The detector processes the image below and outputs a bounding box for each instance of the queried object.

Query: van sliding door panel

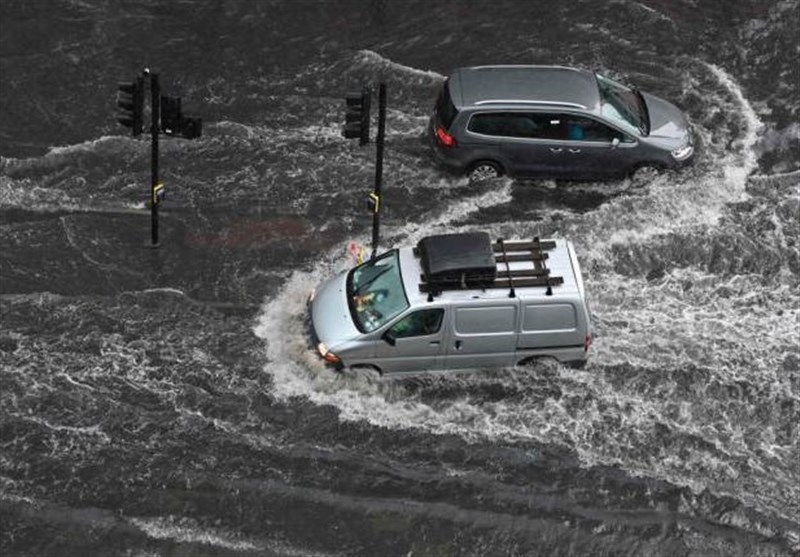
[518,303,583,349]
[446,305,518,370]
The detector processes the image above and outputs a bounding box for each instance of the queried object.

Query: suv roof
[448,65,601,113]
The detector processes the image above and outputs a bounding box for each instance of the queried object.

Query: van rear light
[435,126,457,148]
[585,333,593,352]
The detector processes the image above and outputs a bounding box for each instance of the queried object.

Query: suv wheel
[631,163,664,181]
[468,161,503,182]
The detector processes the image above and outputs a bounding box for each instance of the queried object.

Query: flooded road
[1,1,798,555]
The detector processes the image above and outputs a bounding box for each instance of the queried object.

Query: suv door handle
[454,340,462,350]
[549,147,563,153]
[568,148,581,153]
[429,341,440,346]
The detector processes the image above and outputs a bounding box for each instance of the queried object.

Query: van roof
[448,65,601,113]
[398,237,581,306]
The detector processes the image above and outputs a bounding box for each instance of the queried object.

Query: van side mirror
[382,329,397,346]
[611,137,620,149]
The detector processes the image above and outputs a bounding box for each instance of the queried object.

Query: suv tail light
[585,333,593,352]
[435,125,457,148]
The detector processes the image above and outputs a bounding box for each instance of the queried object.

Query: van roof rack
[415,233,563,298]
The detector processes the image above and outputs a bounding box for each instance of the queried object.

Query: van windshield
[347,250,409,333]
[596,73,649,136]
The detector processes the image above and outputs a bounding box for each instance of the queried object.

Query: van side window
[390,309,444,338]
[455,306,517,334]
[523,304,577,331]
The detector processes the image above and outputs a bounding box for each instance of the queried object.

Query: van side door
[445,304,518,371]
[517,302,584,351]
[372,307,447,373]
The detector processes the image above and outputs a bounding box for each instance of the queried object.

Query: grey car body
[428,65,694,180]
[309,233,592,375]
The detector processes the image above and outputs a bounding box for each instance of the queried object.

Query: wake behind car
[309,232,593,375]
[428,65,694,181]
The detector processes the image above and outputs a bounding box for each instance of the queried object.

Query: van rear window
[435,81,459,130]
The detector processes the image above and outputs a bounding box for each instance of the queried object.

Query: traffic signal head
[160,95,182,135]
[343,89,370,145]
[117,77,144,136]
[181,117,202,139]
[160,95,202,139]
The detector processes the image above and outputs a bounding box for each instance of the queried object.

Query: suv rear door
[468,112,563,177]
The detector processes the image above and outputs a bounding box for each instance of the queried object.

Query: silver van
[309,232,593,375]
[428,65,694,181]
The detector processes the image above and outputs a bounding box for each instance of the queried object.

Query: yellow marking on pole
[368,192,380,214]
[152,181,165,205]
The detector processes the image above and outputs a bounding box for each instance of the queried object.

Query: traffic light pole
[149,72,160,246]
[371,83,386,259]
[116,68,202,247]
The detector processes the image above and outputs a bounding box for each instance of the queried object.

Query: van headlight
[317,342,342,365]
[671,144,694,161]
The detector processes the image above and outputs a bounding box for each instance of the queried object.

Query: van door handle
[569,148,581,153]
[454,340,462,350]
[549,147,563,153]
[429,341,440,346]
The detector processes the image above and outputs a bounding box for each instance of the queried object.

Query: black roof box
[416,232,497,288]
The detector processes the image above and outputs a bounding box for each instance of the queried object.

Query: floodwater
[1,1,798,555]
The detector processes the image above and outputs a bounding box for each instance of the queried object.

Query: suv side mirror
[611,137,620,149]
[382,330,397,346]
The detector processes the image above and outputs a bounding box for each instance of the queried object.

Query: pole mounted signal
[160,95,203,139]
[114,69,204,247]
[117,77,144,136]
[343,88,371,145]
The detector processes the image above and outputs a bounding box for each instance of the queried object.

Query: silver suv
[428,65,694,181]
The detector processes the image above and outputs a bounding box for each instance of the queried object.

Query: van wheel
[468,161,503,182]
[349,365,383,382]
[517,357,560,373]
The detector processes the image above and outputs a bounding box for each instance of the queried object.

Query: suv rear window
[435,81,459,130]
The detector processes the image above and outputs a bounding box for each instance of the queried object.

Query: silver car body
[428,65,694,179]
[309,237,592,375]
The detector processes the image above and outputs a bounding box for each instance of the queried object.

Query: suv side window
[559,114,628,142]
[468,112,557,139]
[389,309,444,338]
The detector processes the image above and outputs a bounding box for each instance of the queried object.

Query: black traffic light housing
[160,95,203,139]
[117,77,144,136]
[343,88,371,145]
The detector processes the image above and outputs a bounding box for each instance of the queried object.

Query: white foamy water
[355,49,445,82]
[252,58,800,529]
[129,516,261,552]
